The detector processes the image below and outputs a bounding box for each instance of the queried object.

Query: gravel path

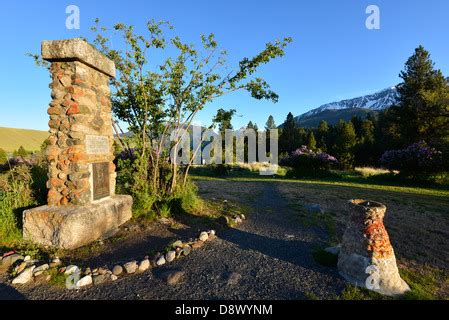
[0,181,345,300]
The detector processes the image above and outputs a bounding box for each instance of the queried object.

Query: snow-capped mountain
[301,87,399,118]
[292,86,400,127]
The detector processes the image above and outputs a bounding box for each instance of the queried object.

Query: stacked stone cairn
[337,199,410,296]
[22,39,132,249]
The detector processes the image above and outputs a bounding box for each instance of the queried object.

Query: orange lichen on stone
[364,220,393,259]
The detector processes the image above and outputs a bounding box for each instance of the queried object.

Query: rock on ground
[199,232,209,242]
[12,266,35,285]
[227,272,242,286]
[112,265,123,276]
[138,260,150,272]
[76,275,93,288]
[162,271,185,285]
[124,261,138,274]
[165,251,176,263]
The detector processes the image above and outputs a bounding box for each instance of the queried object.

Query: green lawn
[190,174,449,198]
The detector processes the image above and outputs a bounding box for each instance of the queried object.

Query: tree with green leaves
[87,19,291,202]
[14,146,28,159]
[383,46,449,148]
[213,108,237,135]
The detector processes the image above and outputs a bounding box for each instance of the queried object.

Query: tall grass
[0,163,45,245]
[0,180,35,244]
[355,167,391,178]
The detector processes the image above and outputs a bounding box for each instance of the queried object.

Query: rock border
[1,230,217,290]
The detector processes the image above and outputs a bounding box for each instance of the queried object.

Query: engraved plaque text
[86,135,109,155]
[92,162,110,200]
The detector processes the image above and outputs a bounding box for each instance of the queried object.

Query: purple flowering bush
[280,146,339,173]
[380,141,443,175]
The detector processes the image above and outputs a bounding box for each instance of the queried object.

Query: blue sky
[0,0,448,131]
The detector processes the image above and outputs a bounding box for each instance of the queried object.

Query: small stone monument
[23,39,133,249]
[337,199,410,296]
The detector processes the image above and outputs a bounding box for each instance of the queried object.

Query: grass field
[0,127,49,152]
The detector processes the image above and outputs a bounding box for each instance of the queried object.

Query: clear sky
[0,0,448,131]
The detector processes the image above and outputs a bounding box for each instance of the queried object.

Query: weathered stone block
[42,38,116,78]
[23,195,132,249]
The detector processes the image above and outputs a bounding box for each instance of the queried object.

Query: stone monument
[23,38,133,250]
[337,199,410,296]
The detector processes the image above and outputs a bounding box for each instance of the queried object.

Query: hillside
[0,127,49,153]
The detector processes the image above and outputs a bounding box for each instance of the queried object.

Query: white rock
[112,265,123,276]
[52,258,61,264]
[64,265,79,275]
[33,264,49,274]
[111,274,118,281]
[209,230,216,236]
[166,251,176,263]
[76,275,93,288]
[12,266,35,285]
[24,256,31,262]
[199,231,209,242]
[138,259,150,272]
[124,261,138,274]
[172,240,183,248]
[156,256,166,266]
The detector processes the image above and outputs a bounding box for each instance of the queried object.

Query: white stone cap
[42,38,116,78]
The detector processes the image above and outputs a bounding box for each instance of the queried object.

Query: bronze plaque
[92,162,110,200]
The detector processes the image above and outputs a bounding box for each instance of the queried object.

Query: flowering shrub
[380,141,443,175]
[280,146,339,172]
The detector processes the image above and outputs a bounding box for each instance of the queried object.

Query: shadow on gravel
[218,228,320,269]
[0,283,26,300]
[68,234,174,268]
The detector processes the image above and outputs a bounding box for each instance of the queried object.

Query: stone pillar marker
[337,199,410,296]
[23,38,133,250]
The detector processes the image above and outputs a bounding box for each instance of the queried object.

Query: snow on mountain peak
[300,87,400,118]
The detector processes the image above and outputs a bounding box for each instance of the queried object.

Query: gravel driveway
[0,180,345,300]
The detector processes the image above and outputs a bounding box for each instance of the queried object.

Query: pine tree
[297,127,307,146]
[279,112,298,153]
[265,115,276,130]
[317,120,329,151]
[264,115,276,157]
[306,131,317,150]
[385,46,449,147]
[354,119,376,165]
[332,120,356,169]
